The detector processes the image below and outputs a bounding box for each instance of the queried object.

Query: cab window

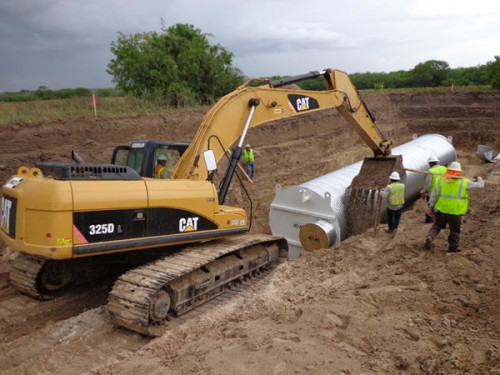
[154,148,181,179]
[126,148,145,174]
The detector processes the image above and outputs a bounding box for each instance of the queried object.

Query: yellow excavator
[0,69,396,335]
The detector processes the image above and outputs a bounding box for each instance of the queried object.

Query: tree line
[349,59,499,90]
[0,87,119,102]
[2,23,499,104]
[298,58,500,91]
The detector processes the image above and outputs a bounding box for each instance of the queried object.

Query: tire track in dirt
[0,306,148,375]
[0,275,144,374]
[0,269,274,374]
[0,280,112,343]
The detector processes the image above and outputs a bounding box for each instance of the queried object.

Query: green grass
[0,85,495,125]
[0,96,186,125]
[361,85,493,95]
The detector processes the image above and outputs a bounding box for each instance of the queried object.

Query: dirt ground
[0,92,499,374]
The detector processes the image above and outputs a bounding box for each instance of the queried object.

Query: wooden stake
[403,167,500,185]
[373,194,383,237]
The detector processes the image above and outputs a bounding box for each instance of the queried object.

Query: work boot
[424,236,434,250]
[448,247,461,253]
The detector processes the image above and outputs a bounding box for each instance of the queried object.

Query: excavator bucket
[345,155,403,237]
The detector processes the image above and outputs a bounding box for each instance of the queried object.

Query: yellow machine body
[1,175,246,260]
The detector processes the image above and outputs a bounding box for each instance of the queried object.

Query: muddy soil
[0,92,499,374]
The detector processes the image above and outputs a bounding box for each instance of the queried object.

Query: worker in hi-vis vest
[380,171,405,236]
[243,144,255,179]
[154,154,169,179]
[420,155,447,223]
[425,161,484,253]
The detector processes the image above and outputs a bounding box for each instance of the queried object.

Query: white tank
[269,134,456,259]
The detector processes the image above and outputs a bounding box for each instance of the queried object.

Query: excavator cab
[111,140,189,178]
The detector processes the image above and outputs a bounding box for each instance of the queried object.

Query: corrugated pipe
[269,134,456,259]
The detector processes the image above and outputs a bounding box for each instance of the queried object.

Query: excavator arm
[322,69,392,155]
[171,69,393,184]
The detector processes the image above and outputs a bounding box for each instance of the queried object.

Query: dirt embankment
[0,92,499,374]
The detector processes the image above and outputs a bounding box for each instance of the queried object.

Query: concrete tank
[269,134,456,259]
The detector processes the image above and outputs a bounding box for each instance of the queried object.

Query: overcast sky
[0,0,499,92]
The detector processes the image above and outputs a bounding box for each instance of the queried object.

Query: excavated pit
[0,92,499,374]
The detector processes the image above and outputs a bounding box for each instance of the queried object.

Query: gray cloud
[0,0,499,92]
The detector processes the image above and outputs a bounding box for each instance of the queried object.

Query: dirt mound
[0,92,499,374]
[345,155,404,236]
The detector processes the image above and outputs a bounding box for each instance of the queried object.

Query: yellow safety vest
[387,182,405,205]
[243,149,254,163]
[434,178,469,215]
[155,164,167,179]
[428,165,447,193]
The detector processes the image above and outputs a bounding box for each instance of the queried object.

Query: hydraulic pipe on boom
[219,99,260,204]
[270,71,322,87]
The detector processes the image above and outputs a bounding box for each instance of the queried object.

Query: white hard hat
[245,144,251,148]
[157,154,167,161]
[428,155,439,163]
[389,171,400,180]
[447,161,462,171]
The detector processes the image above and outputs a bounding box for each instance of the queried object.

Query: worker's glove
[473,176,483,182]
[420,192,426,200]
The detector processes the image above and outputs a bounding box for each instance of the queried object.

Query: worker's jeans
[424,196,434,223]
[427,211,462,251]
[387,208,402,232]
[245,162,255,178]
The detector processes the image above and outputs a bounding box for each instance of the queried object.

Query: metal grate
[36,162,141,180]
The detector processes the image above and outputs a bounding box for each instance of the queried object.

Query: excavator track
[9,253,118,300]
[9,254,46,298]
[152,265,275,334]
[108,234,288,336]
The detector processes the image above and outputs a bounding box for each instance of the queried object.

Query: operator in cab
[155,154,169,179]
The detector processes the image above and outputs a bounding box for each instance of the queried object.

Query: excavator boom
[172,69,392,182]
